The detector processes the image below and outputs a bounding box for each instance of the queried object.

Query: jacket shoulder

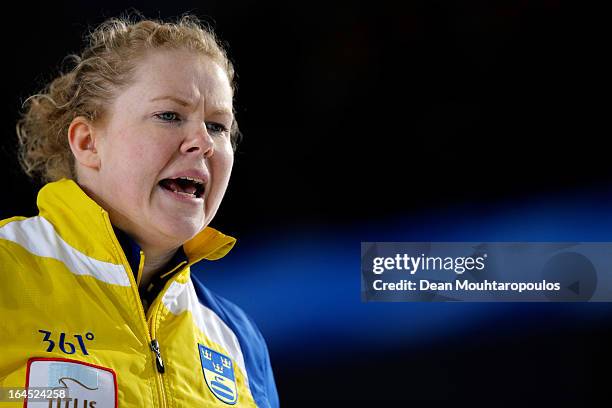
[0,216,29,254]
[190,272,266,351]
[0,216,28,229]
[190,273,279,408]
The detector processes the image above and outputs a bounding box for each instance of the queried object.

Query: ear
[68,116,101,170]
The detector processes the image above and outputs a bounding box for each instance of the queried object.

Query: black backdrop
[2,1,610,404]
[2,1,596,231]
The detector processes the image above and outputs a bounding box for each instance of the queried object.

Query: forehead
[126,48,233,110]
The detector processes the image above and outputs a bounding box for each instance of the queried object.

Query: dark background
[2,1,610,405]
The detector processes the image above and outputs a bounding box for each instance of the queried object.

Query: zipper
[146,260,193,403]
[103,211,168,408]
[146,262,194,405]
[150,339,165,373]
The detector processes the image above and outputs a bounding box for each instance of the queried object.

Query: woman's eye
[206,122,229,136]
[155,111,180,122]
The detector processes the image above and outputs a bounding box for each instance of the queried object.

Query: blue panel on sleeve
[191,274,279,408]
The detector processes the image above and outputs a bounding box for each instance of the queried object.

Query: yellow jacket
[0,179,278,407]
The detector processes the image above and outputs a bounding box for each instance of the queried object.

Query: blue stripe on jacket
[191,273,280,408]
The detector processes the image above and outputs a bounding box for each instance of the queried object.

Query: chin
[157,214,206,245]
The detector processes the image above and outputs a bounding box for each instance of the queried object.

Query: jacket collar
[37,179,236,266]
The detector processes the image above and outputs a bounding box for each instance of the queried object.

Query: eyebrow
[149,95,193,107]
[149,95,234,118]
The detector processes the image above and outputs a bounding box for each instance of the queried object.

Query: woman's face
[90,48,234,251]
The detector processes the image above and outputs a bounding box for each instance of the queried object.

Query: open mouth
[159,177,205,199]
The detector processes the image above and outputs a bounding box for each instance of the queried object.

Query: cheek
[207,146,233,202]
[102,140,174,198]
[211,145,234,184]
[118,138,174,173]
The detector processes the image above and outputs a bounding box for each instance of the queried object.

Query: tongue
[161,179,197,195]
[182,184,197,195]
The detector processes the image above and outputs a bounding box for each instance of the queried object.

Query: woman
[0,15,278,407]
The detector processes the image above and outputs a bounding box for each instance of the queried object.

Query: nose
[180,122,214,157]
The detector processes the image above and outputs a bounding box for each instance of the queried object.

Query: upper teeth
[177,176,204,185]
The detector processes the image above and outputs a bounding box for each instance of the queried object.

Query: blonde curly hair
[16,14,239,183]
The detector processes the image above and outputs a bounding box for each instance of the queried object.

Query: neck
[139,244,179,290]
